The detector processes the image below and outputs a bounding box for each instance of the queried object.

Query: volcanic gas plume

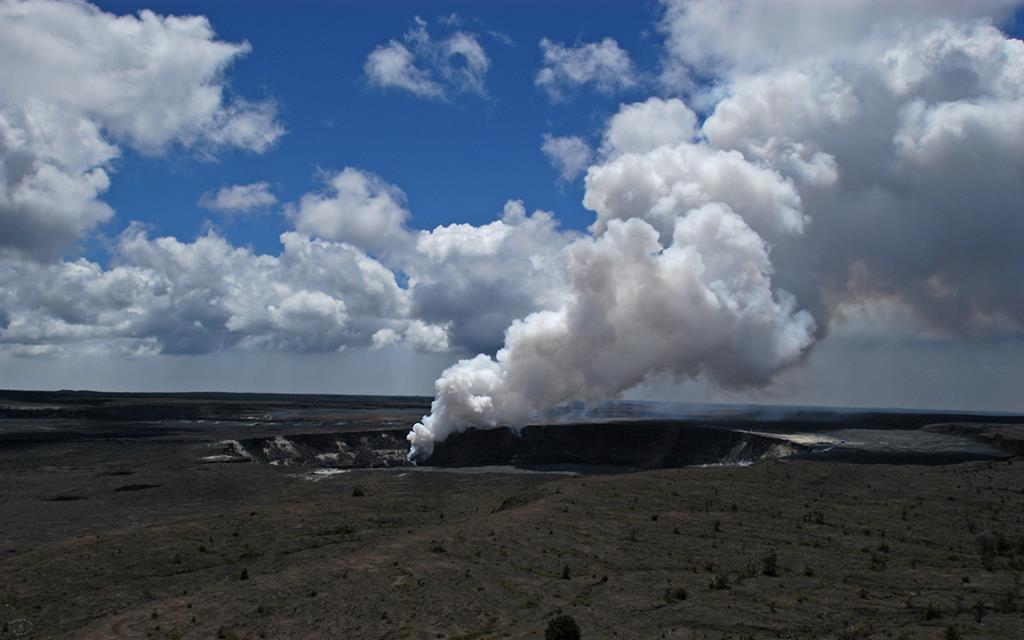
[409,0,1024,459]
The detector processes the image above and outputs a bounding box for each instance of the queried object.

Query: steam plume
[408,205,815,459]
[410,0,1024,458]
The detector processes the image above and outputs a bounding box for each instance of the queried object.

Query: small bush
[995,532,1012,555]
[351,486,365,497]
[545,614,580,640]
[803,510,825,525]
[835,624,868,640]
[869,552,887,571]
[761,549,779,577]
[665,586,688,602]
[944,625,963,640]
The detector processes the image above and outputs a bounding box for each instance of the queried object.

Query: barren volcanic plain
[2,391,1024,639]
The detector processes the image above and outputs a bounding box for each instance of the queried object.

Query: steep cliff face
[212,419,1017,470]
[228,431,411,468]
[217,422,801,469]
[420,421,801,468]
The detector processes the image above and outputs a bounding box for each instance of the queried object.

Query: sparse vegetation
[761,548,779,577]
[709,573,731,590]
[803,510,825,525]
[973,599,986,623]
[869,551,887,571]
[664,586,688,602]
[545,614,580,640]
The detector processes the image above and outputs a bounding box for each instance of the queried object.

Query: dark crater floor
[1,390,1021,472]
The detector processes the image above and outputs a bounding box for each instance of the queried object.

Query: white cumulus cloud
[364,17,490,100]
[535,37,636,101]
[289,168,412,255]
[540,134,593,182]
[407,200,576,355]
[0,0,284,259]
[199,182,277,215]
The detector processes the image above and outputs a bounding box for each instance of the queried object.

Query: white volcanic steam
[409,0,1024,458]
[407,205,815,458]
[407,141,819,456]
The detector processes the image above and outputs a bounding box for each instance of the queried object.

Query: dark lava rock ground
[1,392,1023,639]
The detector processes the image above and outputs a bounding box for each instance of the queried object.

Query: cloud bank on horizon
[1,0,1023,445]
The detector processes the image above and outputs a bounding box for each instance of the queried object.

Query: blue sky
[87,0,663,259]
[3,0,1024,413]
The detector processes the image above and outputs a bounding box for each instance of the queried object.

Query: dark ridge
[40,495,87,502]
[0,424,199,448]
[0,389,432,417]
[2,390,1019,426]
[112,484,162,492]
[923,423,1024,456]
[796,448,1007,466]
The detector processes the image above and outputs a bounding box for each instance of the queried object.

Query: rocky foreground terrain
[1,392,1023,639]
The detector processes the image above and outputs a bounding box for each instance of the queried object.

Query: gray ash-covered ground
[1,391,1023,639]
